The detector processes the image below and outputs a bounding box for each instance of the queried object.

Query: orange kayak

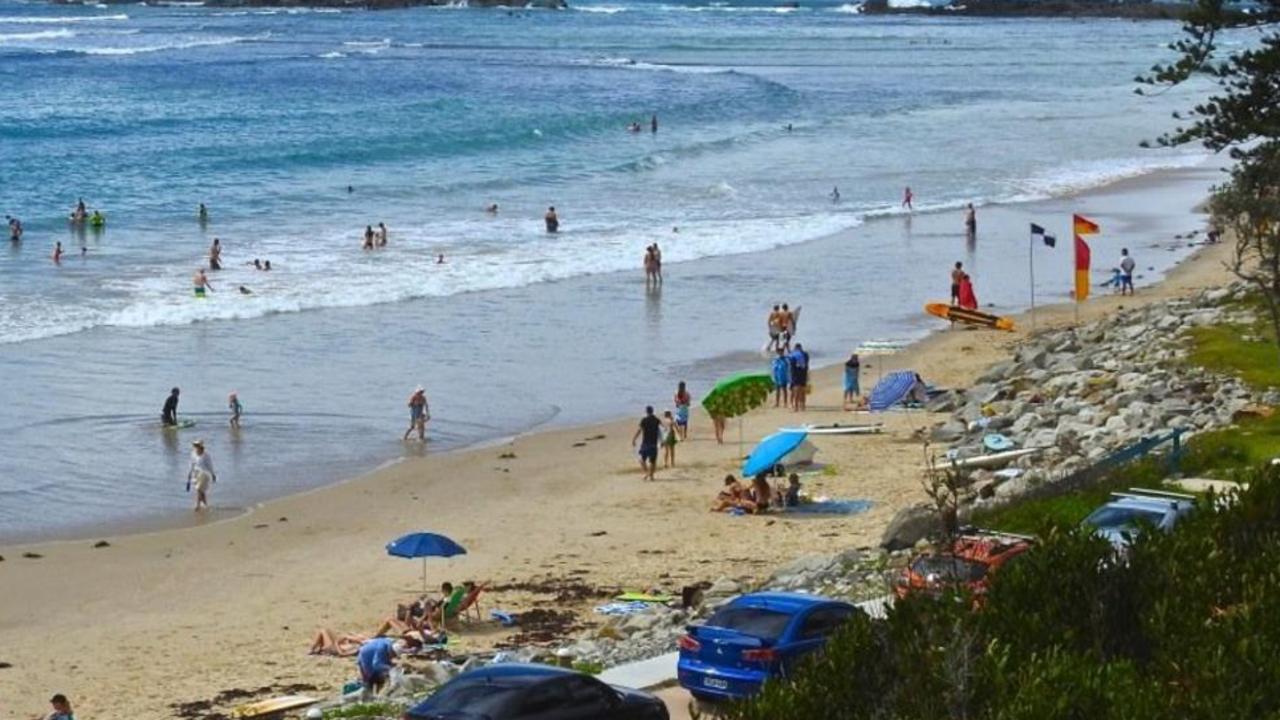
[925,302,1015,332]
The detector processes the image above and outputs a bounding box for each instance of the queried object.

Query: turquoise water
[0,1,1215,540]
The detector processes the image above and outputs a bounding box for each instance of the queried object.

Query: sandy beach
[0,171,1232,719]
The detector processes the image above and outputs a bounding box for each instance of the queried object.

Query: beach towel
[594,601,652,616]
[786,499,873,516]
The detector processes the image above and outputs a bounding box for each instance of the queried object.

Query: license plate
[703,677,729,690]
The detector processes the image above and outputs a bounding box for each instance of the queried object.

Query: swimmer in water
[544,206,559,234]
[485,203,499,214]
[199,203,209,222]
[347,185,354,194]
[263,260,272,271]
[193,268,213,298]
[436,254,446,264]
[238,285,252,295]
[377,222,388,247]
[52,241,64,263]
[251,259,262,270]
[902,186,913,211]
[831,186,840,202]
[209,238,222,270]
[363,225,375,250]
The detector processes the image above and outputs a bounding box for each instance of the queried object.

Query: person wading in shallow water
[187,439,216,511]
[404,387,429,442]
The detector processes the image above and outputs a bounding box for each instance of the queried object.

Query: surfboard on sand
[944,447,1043,470]
[230,695,319,719]
[780,423,884,435]
[925,302,1015,332]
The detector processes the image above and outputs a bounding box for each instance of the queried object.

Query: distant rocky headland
[861,0,1239,20]
[55,0,567,9]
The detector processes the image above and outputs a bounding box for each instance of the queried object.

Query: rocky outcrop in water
[860,0,1229,21]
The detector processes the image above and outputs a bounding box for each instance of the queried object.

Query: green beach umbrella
[702,372,775,455]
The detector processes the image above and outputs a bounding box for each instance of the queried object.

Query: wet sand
[0,169,1232,719]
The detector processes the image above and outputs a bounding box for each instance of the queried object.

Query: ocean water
[0,0,1217,541]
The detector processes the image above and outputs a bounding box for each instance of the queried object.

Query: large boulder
[880,504,939,551]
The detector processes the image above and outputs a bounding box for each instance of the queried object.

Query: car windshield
[703,607,793,640]
[1085,506,1165,530]
[424,681,521,713]
[911,555,988,583]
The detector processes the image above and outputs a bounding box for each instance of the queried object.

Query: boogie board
[230,695,318,719]
[163,419,197,431]
[925,303,1015,332]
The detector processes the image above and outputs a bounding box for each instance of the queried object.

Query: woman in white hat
[188,440,216,511]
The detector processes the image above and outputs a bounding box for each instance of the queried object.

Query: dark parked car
[403,663,668,720]
[676,591,861,701]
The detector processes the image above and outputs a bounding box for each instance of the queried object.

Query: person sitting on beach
[711,474,756,513]
[45,693,74,720]
[748,474,772,513]
[783,473,802,508]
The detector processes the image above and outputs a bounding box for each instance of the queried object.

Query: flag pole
[1072,217,1080,326]
[1029,226,1037,331]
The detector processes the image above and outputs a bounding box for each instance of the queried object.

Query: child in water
[228,392,243,428]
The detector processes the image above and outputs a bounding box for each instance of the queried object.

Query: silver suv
[1081,488,1196,549]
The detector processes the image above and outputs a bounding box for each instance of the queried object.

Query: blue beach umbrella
[742,430,808,478]
[387,532,467,594]
[869,370,918,412]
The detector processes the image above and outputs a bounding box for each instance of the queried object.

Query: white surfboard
[941,447,1044,470]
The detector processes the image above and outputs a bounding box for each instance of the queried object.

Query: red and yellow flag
[1073,214,1100,236]
[1073,214,1099,302]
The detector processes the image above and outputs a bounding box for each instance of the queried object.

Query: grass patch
[1185,323,1280,390]
[1179,413,1280,476]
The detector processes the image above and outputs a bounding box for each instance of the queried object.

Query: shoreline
[0,159,1220,547]
[0,163,1233,719]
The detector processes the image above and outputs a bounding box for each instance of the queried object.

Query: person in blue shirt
[357,637,401,694]
[46,693,74,720]
[771,349,790,408]
[789,344,810,411]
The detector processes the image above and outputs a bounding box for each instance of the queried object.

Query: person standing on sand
[45,693,74,720]
[674,381,692,440]
[187,439,216,511]
[209,238,222,270]
[789,343,810,412]
[843,352,861,409]
[1120,248,1136,296]
[772,348,790,408]
[711,413,727,445]
[950,261,964,305]
[632,405,661,481]
[902,186,913,211]
[404,387,429,442]
[661,410,678,468]
[964,203,976,238]
[193,268,213,298]
[544,206,559,234]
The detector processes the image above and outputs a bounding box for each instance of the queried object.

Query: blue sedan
[676,591,861,701]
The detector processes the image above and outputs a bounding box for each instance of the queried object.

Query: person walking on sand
[193,268,213,298]
[187,439,216,511]
[209,238,222,270]
[772,348,790,408]
[843,352,861,410]
[1120,248,1136,296]
[902,186,913,211]
[964,203,976,238]
[228,392,243,428]
[950,261,964,305]
[674,381,692,440]
[632,405,661,481]
[780,303,796,350]
[45,693,75,720]
[404,387,429,441]
[661,410,678,468]
[544,206,559,234]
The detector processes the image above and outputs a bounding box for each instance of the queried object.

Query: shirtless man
[544,206,559,234]
[950,261,964,305]
[193,268,214,298]
[377,222,388,247]
[6,215,21,242]
[651,242,662,283]
[767,305,783,351]
[643,246,656,285]
[209,238,222,270]
[779,303,794,350]
[363,225,376,250]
